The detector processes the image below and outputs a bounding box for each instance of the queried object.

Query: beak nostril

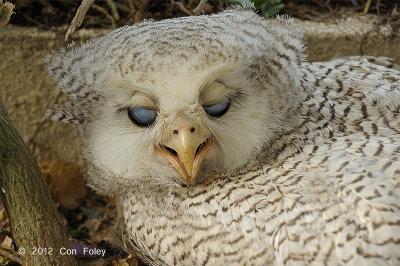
[190,127,195,133]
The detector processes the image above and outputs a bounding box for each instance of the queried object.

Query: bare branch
[114,2,131,13]
[65,0,95,41]
[363,0,372,14]
[0,102,77,265]
[171,0,194,16]
[92,4,116,28]
[106,0,120,20]
[0,248,23,265]
[193,0,208,15]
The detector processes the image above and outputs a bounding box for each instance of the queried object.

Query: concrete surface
[0,14,399,164]
[296,15,400,63]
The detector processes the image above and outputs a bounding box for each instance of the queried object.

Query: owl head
[45,7,307,195]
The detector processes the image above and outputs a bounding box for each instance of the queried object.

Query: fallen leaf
[0,1,14,30]
[112,254,138,266]
[39,160,87,210]
[0,236,12,250]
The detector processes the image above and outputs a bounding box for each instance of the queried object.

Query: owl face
[83,63,281,187]
[46,8,306,192]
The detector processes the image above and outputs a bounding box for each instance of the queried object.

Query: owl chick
[45,7,400,266]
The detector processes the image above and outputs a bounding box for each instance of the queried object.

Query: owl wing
[248,56,400,264]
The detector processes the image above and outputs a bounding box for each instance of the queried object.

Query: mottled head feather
[45,8,308,194]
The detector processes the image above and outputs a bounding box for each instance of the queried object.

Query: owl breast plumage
[45,7,400,266]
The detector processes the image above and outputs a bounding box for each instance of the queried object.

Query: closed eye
[127,107,157,127]
[203,99,230,117]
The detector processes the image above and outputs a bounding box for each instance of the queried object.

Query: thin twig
[19,12,41,26]
[92,4,116,28]
[126,0,134,10]
[171,0,194,16]
[193,0,208,15]
[363,0,372,14]
[106,0,120,20]
[65,0,95,41]
[114,2,131,13]
[0,248,24,265]
[392,3,398,16]
[376,0,381,15]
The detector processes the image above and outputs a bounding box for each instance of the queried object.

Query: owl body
[120,57,400,265]
[45,7,400,265]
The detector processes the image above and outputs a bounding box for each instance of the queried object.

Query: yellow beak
[155,126,213,185]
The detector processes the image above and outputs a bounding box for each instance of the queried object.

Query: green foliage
[0,255,11,265]
[0,248,19,265]
[68,229,90,240]
[230,0,284,17]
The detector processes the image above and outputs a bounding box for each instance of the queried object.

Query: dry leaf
[0,207,10,247]
[0,208,7,225]
[112,254,138,266]
[0,1,14,30]
[39,160,87,210]
[0,236,12,250]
